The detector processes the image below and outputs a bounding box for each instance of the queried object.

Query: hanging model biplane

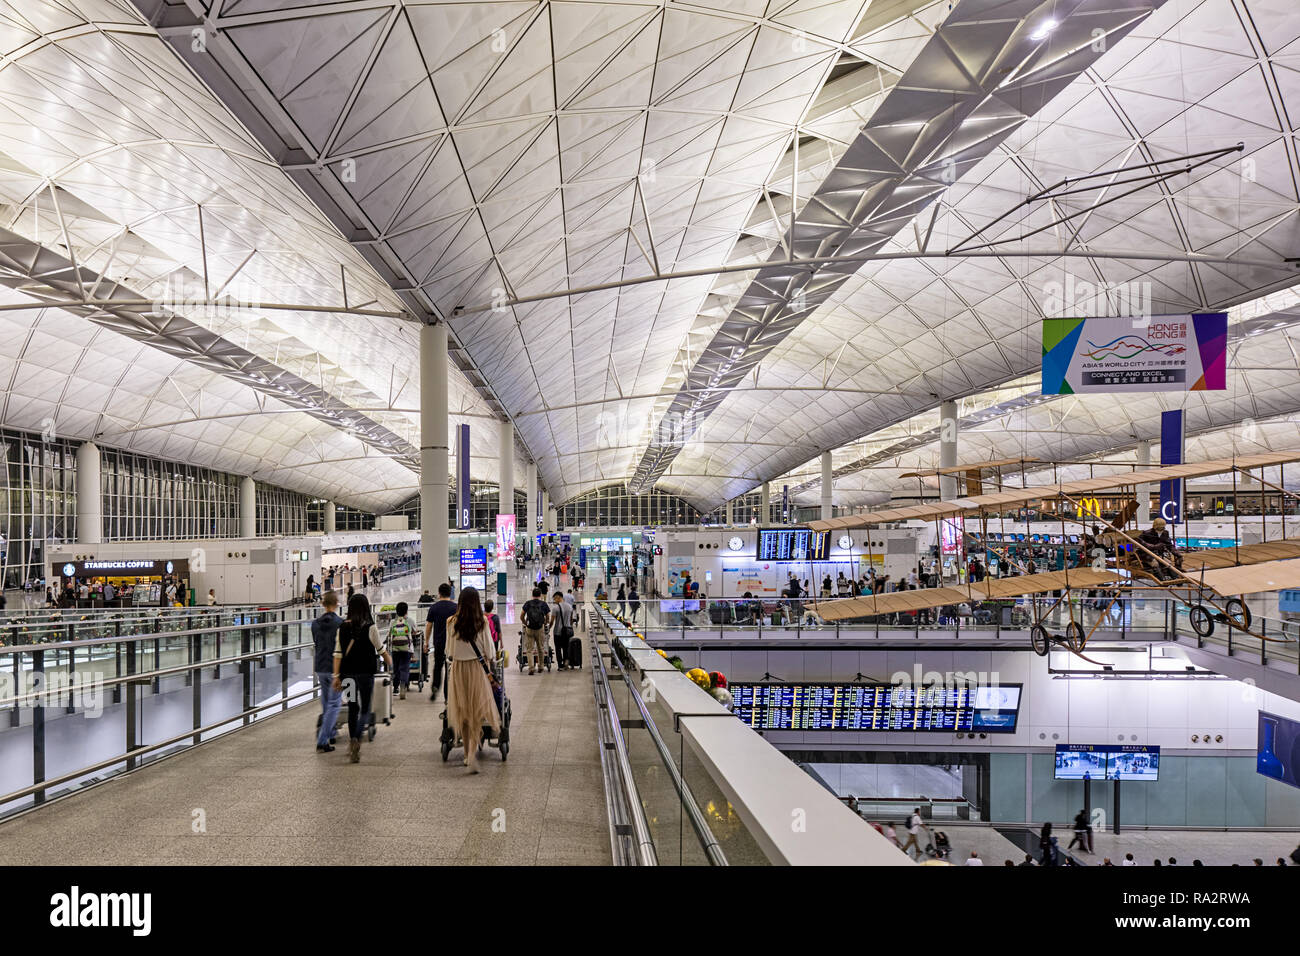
[807,451,1300,661]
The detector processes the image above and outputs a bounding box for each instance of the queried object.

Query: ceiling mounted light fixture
[1030,19,1058,40]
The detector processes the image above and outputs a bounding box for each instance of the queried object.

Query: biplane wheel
[1065,621,1086,653]
[1030,624,1050,656]
[1188,604,1215,638]
[1224,598,1251,630]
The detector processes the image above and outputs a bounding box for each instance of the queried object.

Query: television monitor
[1017,533,1026,542]
[1054,745,1108,780]
[1108,746,1159,781]
[1030,534,1040,543]
[972,685,1021,731]
[1069,534,1079,544]
[1257,712,1300,790]
[756,528,830,562]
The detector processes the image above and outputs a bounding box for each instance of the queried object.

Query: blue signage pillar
[456,424,471,529]
[1158,409,1184,524]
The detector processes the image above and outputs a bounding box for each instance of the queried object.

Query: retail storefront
[53,558,191,608]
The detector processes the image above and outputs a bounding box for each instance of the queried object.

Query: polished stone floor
[0,567,609,865]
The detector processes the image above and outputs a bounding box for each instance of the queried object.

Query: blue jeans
[316,671,341,747]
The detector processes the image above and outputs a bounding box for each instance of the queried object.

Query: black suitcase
[567,632,582,669]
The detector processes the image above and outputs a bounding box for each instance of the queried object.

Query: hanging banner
[495,513,516,561]
[1041,313,1227,394]
[1159,409,1184,524]
[456,424,471,529]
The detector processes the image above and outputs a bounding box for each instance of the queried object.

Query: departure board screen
[756,528,831,562]
[729,683,1021,733]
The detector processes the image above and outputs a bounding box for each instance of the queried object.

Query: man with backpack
[520,588,550,675]
[386,601,417,700]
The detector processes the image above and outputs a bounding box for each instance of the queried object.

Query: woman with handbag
[445,587,501,773]
[332,593,392,763]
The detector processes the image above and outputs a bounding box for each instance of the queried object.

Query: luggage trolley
[516,629,553,673]
[375,603,424,693]
[440,649,512,763]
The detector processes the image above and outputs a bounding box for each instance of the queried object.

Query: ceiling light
[1030,19,1058,40]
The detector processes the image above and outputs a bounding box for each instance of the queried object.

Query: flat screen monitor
[756,528,830,562]
[1016,533,1026,542]
[1069,534,1079,544]
[1054,745,1108,780]
[1257,712,1300,790]
[729,682,1020,733]
[1108,745,1159,781]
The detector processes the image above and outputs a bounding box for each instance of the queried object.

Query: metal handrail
[0,685,319,807]
[1,638,314,708]
[0,613,310,656]
[588,609,657,865]
[593,604,728,865]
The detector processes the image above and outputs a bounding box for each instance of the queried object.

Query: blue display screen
[1055,744,1159,780]
[756,528,830,562]
[729,683,1021,733]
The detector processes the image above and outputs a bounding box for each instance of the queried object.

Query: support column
[497,422,514,594]
[821,451,833,521]
[939,400,958,500]
[323,500,336,534]
[239,476,256,539]
[541,490,551,533]
[525,462,537,552]
[760,482,770,524]
[1135,441,1151,524]
[726,498,735,526]
[421,323,450,592]
[75,442,101,545]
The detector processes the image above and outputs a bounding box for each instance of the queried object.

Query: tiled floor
[0,627,610,865]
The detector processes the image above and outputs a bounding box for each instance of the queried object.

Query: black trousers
[341,672,374,741]
[428,641,446,696]
[553,630,570,667]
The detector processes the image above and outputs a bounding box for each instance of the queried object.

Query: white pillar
[821,450,833,521]
[76,441,101,545]
[1136,440,1151,523]
[324,500,336,534]
[541,490,551,533]
[939,400,958,500]
[760,482,770,524]
[726,498,735,525]
[421,322,450,592]
[526,462,538,547]
[497,422,514,521]
[239,475,256,538]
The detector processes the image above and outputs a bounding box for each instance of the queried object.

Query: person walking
[1068,808,1092,853]
[444,587,501,774]
[331,593,391,763]
[628,583,640,624]
[312,591,344,752]
[551,590,574,670]
[899,808,925,857]
[1039,822,1057,866]
[423,583,457,701]
[385,601,417,700]
[616,582,627,617]
[520,588,551,674]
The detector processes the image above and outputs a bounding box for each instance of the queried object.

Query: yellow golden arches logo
[1075,497,1102,518]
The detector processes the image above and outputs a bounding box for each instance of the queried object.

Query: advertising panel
[1041,313,1227,394]
[495,513,517,561]
[1257,711,1300,790]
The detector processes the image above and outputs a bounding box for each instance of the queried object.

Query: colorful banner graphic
[495,513,516,561]
[1041,313,1227,394]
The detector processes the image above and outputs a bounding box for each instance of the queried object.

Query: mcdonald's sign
[1076,497,1102,518]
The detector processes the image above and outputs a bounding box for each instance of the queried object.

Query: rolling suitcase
[566,632,582,669]
[372,672,394,725]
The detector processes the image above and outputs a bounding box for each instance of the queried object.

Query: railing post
[9,653,18,727]
[125,640,138,772]
[192,632,202,747]
[241,624,253,726]
[65,641,76,715]
[281,622,290,712]
[32,649,45,806]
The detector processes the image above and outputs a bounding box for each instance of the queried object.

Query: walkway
[0,564,610,865]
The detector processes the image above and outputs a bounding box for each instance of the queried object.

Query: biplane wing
[1194,558,1300,596]
[811,452,1300,533]
[1180,539,1300,571]
[813,569,1124,621]
[899,458,1041,479]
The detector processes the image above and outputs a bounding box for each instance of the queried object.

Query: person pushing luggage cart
[438,587,509,771]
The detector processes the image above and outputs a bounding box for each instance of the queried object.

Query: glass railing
[0,608,320,818]
[588,602,910,866]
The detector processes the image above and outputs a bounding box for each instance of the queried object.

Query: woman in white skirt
[445,587,500,773]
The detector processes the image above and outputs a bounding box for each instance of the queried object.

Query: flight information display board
[1055,744,1159,780]
[729,683,1021,733]
[756,528,830,562]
